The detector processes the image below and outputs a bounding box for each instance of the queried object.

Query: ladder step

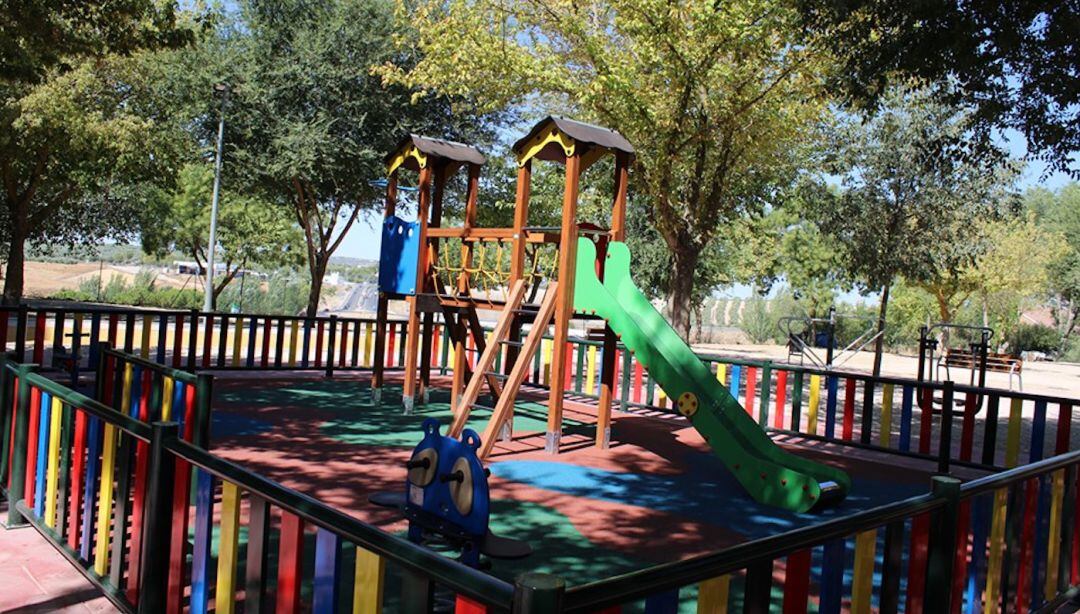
[499,339,524,347]
[484,371,509,380]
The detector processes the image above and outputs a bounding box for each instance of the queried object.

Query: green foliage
[811,85,1020,371]
[183,0,501,315]
[881,281,936,350]
[0,2,199,303]
[52,272,202,309]
[819,86,1020,293]
[798,0,1078,177]
[327,263,378,284]
[141,163,305,307]
[50,268,312,314]
[1028,184,1080,337]
[1006,324,1062,356]
[748,180,852,318]
[217,271,311,316]
[0,0,194,84]
[381,0,834,337]
[738,295,775,344]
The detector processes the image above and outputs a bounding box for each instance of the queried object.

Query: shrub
[739,296,775,344]
[1006,323,1061,356]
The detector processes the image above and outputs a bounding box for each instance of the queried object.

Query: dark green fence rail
[0,356,564,613]
[3,350,1078,612]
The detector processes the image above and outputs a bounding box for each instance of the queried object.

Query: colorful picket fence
[0,305,405,379]
[7,304,1079,486]
[0,357,550,613]
[560,452,1080,613]
[3,341,1080,611]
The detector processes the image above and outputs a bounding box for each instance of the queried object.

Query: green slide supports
[573,238,850,513]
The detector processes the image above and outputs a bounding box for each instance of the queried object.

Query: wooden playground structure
[371,117,634,456]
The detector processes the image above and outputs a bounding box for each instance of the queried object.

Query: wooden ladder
[476,282,559,459]
[448,279,528,437]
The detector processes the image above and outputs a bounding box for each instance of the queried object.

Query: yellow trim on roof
[516,127,575,166]
[386,144,428,175]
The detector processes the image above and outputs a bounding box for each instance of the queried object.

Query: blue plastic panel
[378,215,421,295]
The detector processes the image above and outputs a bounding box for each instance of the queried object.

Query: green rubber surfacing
[573,237,850,512]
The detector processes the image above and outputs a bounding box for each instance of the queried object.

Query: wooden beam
[545,153,582,453]
[478,283,559,459]
[596,151,630,447]
[463,306,504,400]
[420,164,448,402]
[402,165,434,410]
[449,280,527,437]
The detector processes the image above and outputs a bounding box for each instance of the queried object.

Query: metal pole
[203,84,230,313]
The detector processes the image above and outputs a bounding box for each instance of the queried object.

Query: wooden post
[402,165,433,414]
[450,163,481,406]
[371,173,397,405]
[420,164,451,405]
[546,153,581,454]
[595,151,629,449]
[505,162,532,377]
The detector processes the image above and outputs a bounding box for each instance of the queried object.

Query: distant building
[173,261,206,275]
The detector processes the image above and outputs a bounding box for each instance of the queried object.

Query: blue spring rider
[370,418,530,568]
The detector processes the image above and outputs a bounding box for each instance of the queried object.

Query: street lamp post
[203,83,230,313]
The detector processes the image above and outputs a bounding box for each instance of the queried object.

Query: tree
[378,0,833,338]
[0,2,194,304]
[0,0,192,84]
[797,0,1079,177]
[917,213,1064,335]
[748,180,852,319]
[1028,183,1080,337]
[815,86,1020,374]
[209,0,496,316]
[141,163,305,309]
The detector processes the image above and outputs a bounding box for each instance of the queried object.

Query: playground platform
[206,370,990,585]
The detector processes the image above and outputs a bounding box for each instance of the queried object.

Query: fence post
[137,422,179,614]
[924,475,961,614]
[6,365,31,527]
[194,373,213,449]
[400,569,434,613]
[187,309,199,371]
[0,354,10,490]
[512,572,565,613]
[15,305,27,362]
[619,348,632,413]
[938,381,954,475]
[94,343,110,404]
[326,315,338,379]
[758,362,772,426]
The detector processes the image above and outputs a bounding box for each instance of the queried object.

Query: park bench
[940,347,1023,391]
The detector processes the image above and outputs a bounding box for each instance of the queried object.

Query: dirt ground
[22,261,198,297]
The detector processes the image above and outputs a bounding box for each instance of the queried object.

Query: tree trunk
[306,254,327,317]
[667,246,699,341]
[2,219,27,306]
[871,282,890,377]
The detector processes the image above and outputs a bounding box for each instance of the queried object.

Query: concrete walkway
[0,521,117,613]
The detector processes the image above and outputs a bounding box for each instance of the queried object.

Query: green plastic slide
[573,238,850,512]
